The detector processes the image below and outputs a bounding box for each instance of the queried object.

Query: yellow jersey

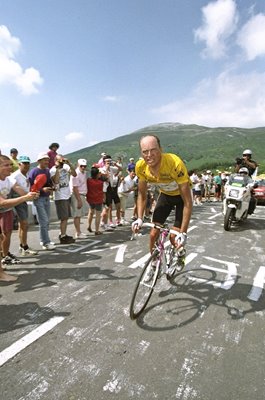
[135,153,190,196]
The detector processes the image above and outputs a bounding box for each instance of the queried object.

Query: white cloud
[0,25,43,95]
[194,0,238,59]
[151,71,265,128]
[237,13,265,61]
[65,131,84,142]
[101,95,120,102]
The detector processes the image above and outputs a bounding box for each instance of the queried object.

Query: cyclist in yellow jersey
[132,135,193,272]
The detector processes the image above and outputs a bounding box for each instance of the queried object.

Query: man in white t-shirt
[69,158,88,239]
[50,154,77,243]
[118,170,137,224]
[0,155,39,279]
[12,155,39,255]
[100,155,122,227]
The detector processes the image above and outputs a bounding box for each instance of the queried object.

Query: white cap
[243,149,252,155]
[37,152,49,161]
[101,152,106,157]
[239,167,249,174]
[206,170,211,174]
[78,158,87,166]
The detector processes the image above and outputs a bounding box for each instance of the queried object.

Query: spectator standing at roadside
[86,167,104,235]
[0,155,39,270]
[29,152,55,250]
[11,155,39,256]
[103,155,122,227]
[97,152,107,168]
[193,174,203,205]
[204,170,213,202]
[47,143,60,169]
[127,157,135,174]
[116,156,123,177]
[190,170,199,205]
[118,170,137,224]
[70,159,88,239]
[213,172,222,201]
[50,154,76,244]
[9,148,19,172]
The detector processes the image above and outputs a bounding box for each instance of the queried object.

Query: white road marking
[248,266,265,301]
[114,244,127,263]
[187,225,198,232]
[128,253,150,269]
[208,212,222,220]
[0,316,65,367]
[187,257,238,290]
[60,240,101,253]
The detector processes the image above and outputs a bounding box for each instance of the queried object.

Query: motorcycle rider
[235,149,258,177]
[238,167,257,214]
[235,150,258,214]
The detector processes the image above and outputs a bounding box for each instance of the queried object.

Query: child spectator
[86,167,104,235]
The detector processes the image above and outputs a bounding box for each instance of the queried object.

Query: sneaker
[60,235,75,244]
[109,222,116,228]
[7,252,22,264]
[74,232,88,239]
[176,248,186,272]
[167,264,176,278]
[116,220,123,226]
[42,243,56,250]
[20,247,39,256]
[103,224,114,232]
[144,265,155,283]
[40,241,55,246]
[2,255,18,265]
[131,216,137,221]
[144,258,158,283]
[120,219,130,225]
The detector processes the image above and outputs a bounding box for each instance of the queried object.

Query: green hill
[65,123,265,173]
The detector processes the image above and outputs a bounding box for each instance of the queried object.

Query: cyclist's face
[140,136,162,168]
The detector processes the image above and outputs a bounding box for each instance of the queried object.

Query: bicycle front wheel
[129,250,160,320]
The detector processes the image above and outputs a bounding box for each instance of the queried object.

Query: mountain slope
[66,123,265,172]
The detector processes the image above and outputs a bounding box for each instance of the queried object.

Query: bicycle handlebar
[142,222,179,236]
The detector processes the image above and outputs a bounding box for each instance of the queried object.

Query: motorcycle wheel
[224,207,235,231]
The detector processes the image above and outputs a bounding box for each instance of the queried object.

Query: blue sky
[1,0,265,161]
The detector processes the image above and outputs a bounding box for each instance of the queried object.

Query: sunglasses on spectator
[80,165,86,168]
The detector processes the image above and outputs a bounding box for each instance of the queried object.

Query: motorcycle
[222,174,255,231]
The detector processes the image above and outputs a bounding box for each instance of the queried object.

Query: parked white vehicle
[222,171,255,231]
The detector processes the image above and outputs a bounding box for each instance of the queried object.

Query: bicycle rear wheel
[129,250,160,320]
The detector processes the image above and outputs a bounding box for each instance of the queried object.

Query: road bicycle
[129,222,186,320]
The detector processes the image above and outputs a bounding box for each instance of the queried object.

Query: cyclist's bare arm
[134,180,148,226]
[179,181,193,233]
[169,181,193,249]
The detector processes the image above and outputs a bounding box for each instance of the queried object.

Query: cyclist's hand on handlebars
[131,218,143,232]
[175,232,187,249]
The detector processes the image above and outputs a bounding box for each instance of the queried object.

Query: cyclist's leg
[171,196,186,271]
[151,193,173,253]
[169,195,184,245]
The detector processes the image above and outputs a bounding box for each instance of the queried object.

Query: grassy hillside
[65,123,265,173]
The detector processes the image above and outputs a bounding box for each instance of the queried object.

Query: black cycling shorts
[106,186,120,207]
[152,192,184,228]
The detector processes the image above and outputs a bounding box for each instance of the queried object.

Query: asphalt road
[1,202,265,400]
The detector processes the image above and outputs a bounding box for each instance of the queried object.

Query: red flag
[31,174,47,192]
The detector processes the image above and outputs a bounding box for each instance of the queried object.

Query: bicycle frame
[129,222,180,319]
[143,222,178,275]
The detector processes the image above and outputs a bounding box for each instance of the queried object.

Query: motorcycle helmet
[243,149,252,156]
[239,167,249,174]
